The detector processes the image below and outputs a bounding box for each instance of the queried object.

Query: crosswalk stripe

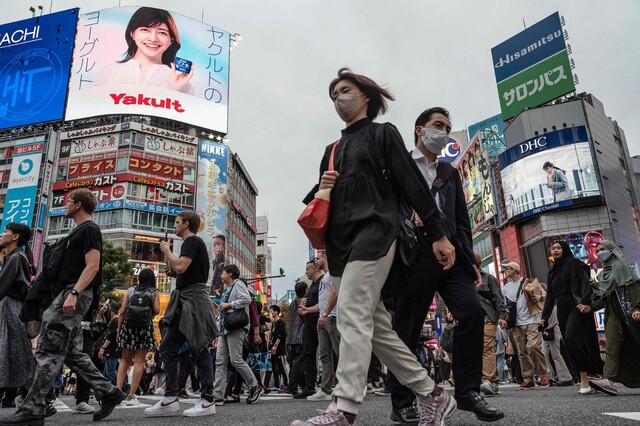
[604,413,640,421]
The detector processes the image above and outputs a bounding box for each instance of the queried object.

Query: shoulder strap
[328,140,340,171]
[516,278,525,300]
[430,162,453,197]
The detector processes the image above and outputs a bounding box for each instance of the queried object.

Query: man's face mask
[420,127,448,154]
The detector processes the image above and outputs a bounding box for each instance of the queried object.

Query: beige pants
[332,241,434,415]
[512,323,548,381]
[482,322,498,383]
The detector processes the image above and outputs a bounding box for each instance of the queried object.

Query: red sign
[112,184,126,199]
[68,158,116,178]
[53,173,193,193]
[267,283,272,298]
[129,156,184,180]
[14,143,44,155]
[52,183,125,207]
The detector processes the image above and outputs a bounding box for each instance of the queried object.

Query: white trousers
[332,241,434,415]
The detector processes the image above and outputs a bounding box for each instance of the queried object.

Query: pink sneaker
[415,386,456,426]
[291,402,351,426]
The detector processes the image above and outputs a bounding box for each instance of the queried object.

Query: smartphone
[174,57,192,74]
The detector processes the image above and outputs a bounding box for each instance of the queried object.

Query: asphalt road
[2,383,639,425]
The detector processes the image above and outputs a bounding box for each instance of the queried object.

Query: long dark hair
[138,268,156,288]
[329,68,395,120]
[121,7,181,66]
[5,222,34,270]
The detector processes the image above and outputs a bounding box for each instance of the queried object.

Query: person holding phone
[94,7,194,94]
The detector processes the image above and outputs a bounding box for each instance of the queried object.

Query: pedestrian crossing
[604,412,640,421]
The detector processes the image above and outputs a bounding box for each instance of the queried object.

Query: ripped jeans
[20,288,117,415]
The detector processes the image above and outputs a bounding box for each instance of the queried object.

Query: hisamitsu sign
[491,12,575,120]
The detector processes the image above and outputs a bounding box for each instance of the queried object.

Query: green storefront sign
[497,51,575,120]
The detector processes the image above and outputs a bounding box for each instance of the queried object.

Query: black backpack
[125,286,155,327]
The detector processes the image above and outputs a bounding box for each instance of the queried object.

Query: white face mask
[596,250,612,262]
[420,127,448,154]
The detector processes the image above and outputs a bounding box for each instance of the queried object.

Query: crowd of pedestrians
[0,68,638,426]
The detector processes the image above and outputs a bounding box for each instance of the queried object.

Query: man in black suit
[387,107,504,424]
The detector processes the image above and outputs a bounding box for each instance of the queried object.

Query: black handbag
[614,286,635,326]
[225,308,249,331]
[541,327,555,341]
[224,281,249,331]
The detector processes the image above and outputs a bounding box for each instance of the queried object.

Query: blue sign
[498,125,588,167]
[435,314,442,336]
[491,12,566,83]
[49,199,185,217]
[0,9,78,130]
[437,137,463,163]
[37,202,46,229]
[468,114,506,144]
[2,186,37,228]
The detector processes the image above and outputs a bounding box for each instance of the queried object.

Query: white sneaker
[74,401,96,414]
[154,387,165,396]
[307,389,332,401]
[125,396,140,406]
[579,387,596,394]
[88,395,98,405]
[144,397,181,417]
[182,398,216,417]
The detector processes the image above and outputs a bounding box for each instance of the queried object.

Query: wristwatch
[70,289,80,297]
[321,312,328,318]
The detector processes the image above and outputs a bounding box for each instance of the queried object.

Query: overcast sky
[3,0,639,299]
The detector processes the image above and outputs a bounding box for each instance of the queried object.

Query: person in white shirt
[501,261,550,390]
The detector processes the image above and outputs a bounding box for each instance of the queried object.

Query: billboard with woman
[66,6,230,132]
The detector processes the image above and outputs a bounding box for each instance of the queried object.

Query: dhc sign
[499,125,588,168]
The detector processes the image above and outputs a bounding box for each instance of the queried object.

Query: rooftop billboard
[498,126,601,220]
[66,6,230,132]
[0,9,78,130]
[491,12,575,120]
[467,114,506,158]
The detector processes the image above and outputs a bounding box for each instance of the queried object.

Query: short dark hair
[294,281,308,298]
[177,211,200,233]
[329,68,395,120]
[5,222,34,269]
[413,107,451,146]
[270,304,281,313]
[223,264,240,279]
[69,188,98,214]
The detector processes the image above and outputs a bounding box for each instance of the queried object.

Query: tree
[101,240,132,304]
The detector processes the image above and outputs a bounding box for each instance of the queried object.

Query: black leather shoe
[455,390,505,422]
[293,388,315,399]
[93,389,126,421]
[0,409,45,425]
[389,406,419,425]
